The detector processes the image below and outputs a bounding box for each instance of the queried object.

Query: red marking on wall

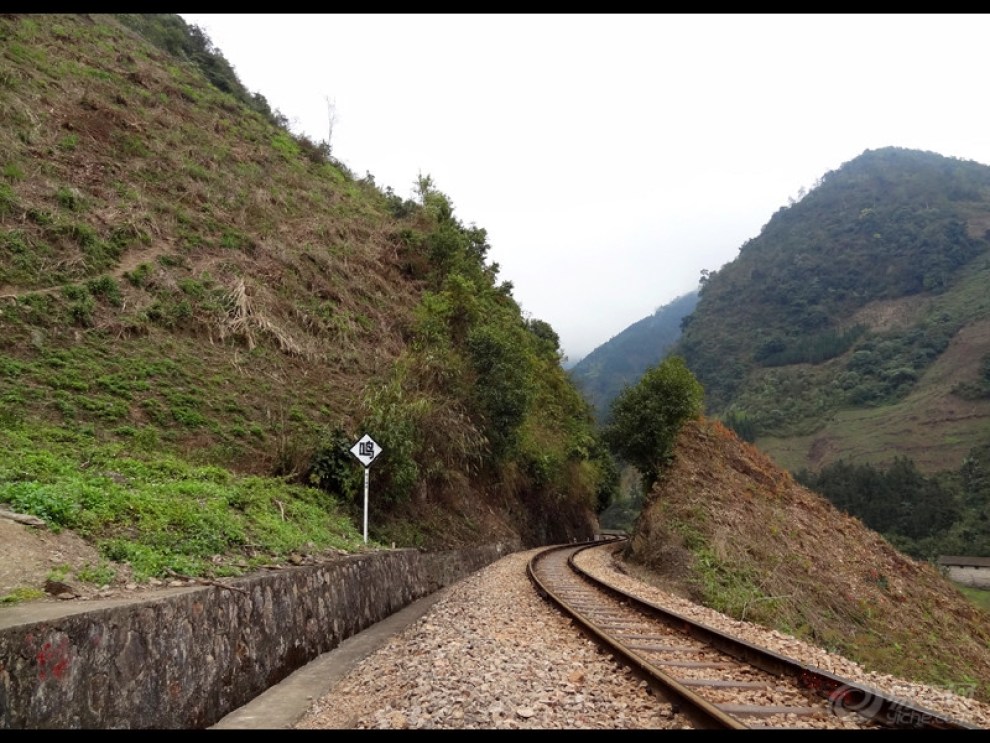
[37,642,50,681]
[36,636,71,681]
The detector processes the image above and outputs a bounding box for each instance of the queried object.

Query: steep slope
[0,13,417,472]
[625,418,990,702]
[0,12,606,593]
[569,290,698,422]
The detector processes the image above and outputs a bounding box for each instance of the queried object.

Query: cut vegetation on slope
[626,418,990,703]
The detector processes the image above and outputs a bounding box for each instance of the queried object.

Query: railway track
[528,539,982,730]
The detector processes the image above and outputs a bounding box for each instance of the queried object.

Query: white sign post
[349,433,382,544]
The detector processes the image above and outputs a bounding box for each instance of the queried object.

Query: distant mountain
[569,290,699,422]
[669,146,990,477]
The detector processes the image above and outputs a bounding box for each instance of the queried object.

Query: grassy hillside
[0,13,609,596]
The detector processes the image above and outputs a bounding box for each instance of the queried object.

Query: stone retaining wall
[0,541,520,728]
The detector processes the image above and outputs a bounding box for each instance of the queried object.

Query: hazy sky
[181,13,990,363]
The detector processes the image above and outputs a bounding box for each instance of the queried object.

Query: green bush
[359,379,420,503]
[124,262,152,287]
[56,186,84,211]
[602,356,704,487]
[86,275,122,306]
[466,324,533,459]
[61,283,95,326]
[0,183,17,216]
[307,426,362,502]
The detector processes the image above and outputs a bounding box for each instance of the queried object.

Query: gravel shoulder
[295,546,687,729]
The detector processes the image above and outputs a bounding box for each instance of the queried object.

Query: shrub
[466,324,532,459]
[86,275,122,306]
[0,183,17,216]
[56,186,84,211]
[307,426,362,502]
[124,262,152,287]
[61,284,95,326]
[602,356,704,487]
[359,380,420,503]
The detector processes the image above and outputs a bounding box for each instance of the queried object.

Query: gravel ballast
[294,545,990,729]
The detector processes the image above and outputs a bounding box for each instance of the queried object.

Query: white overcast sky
[181,13,990,364]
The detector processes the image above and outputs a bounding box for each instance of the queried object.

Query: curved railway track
[527,539,981,730]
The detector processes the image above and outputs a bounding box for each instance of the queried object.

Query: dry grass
[0,13,425,475]
[627,418,990,702]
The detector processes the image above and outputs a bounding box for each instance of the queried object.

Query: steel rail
[528,539,981,730]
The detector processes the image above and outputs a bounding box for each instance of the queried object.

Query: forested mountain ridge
[0,13,610,590]
[569,290,698,422]
[672,146,990,477]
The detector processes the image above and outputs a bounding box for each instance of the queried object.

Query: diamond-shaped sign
[350,434,382,468]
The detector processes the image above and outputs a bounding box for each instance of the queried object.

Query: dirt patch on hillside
[843,295,930,333]
[0,241,172,304]
[0,516,129,600]
[0,509,354,605]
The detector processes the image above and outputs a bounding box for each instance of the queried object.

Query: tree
[601,356,704,488]
[415,172,454,223]
[526,318,561,358]
[466,324,532,459]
